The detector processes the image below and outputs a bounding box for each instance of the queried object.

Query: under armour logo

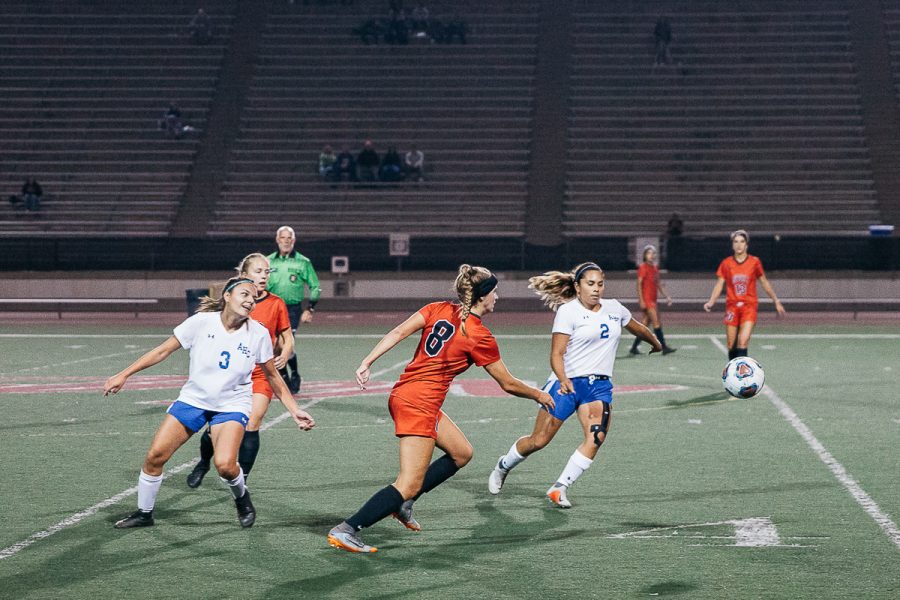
[207,334,215,339]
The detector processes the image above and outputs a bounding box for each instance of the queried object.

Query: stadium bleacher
[0,2,232,237]
[209,0,538,238]
[565,0,883,237]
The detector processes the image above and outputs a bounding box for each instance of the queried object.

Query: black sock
[346,485,404,531]
[630,336,640,351]
[287,355,298,374]
[413,454,461,501]
[238,430,260,477]
[734,347,748,357]
[728,348,737,360]
[198,428,213,466]
[653,327,666,346]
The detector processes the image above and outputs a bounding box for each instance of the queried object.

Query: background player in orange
[629,244,676,355]
[704,230,786,360]
[186,253,296,487]
[327,264,555,553]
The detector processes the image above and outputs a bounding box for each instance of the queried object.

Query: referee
[267,225,321,393]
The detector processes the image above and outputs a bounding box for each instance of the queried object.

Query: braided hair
[528,262,603,311]
[454,263,494,336]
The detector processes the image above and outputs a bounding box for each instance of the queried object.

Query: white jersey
[173,312,274,414]
[550,298,632,379]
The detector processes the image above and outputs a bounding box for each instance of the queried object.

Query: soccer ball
[722,357,765,399]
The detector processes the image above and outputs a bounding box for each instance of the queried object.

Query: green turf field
[1,322,898,599]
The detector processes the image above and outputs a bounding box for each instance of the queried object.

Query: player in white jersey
[103,277,315,529]
[488,262,662,507]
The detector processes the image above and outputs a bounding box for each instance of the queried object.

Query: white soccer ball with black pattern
[722,356,765,399]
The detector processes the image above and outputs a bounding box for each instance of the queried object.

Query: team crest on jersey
[733,274,749,296]
[290,274,298,283]
[608,315,621,322]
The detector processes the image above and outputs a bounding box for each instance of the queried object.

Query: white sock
[555,450,593,488]
[137,470,163,512]
[221,467,247,499]
[498,437,529,471]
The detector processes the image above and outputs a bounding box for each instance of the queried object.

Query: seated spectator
[318,145,337,179]
[654,16,673,66]
[404,145,425,181]
[411,3,430,38]
[353,18,385,44]
[333,146,358,183]
[384,10,409,45]
[189,9,213,44]
[442,15,467,44]
[379,147,404,182]
[21,177,42,211]
[161,102,193,139]
[357,140,380,182]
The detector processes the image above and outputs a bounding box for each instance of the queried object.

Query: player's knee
[213,457,239,479]
[452,444,474,467]
[588,425,607,447]
[143,448,168,470]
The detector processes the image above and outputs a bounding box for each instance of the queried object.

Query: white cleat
[546,484,572,508]
[488,456,509,495]
[327,523,378,553]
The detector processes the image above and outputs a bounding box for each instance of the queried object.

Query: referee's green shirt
[266,251,321,306]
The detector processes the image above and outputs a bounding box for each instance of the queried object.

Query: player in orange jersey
[327,264,555,553]
[186,253,296,488]
[704,230,786,360]
[629,244,676,355]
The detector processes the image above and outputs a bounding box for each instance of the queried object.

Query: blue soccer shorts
[166,400,249,433]
[543,375,613,422]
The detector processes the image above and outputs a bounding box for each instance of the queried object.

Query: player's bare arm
[625,319,663,353]
[550,332,573,394]
[483,359,555,411]
[261,359,315,430]
[104,336,182,395]
[356,311,427,387]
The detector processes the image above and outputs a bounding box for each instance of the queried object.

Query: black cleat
[186,461,210,488]
[662,346,677,355]
[288,372,301,394]
[235,490,256,528]
[114,509,154,529]
[628,347,641,356]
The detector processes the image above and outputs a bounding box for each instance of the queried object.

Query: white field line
[0,360,410,561]
[3,347,150,376]
[708,335,900,550]
[0,333,899,340]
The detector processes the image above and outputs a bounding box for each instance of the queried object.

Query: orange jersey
[251,292,291,345]
[392,301,502,409]
[638,262,659,303]
[249,292,291,393]
[716,255,764,305]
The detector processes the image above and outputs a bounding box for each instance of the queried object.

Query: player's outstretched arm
[625,319,663,353]
[483,359,555,411]
[355,311,426,388]
[704,277,725,312]
[103,336,182,396]
[262,359,315,430]
[758,275,786,318]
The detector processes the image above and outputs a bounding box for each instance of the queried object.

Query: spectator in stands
[357,140,381,182]
[442,14,467,44]
[384,9,409,45]
[379,146,404,182]
[354,18,385,44]
[333,146,358,183]
[404,145,425,181]
[162,102,185,139]
[189,9,213,44]
[318,145,337,180]
[411,3,430,38]
[653,16,673,66]
[21,177,42,211]
[666,213,684,238]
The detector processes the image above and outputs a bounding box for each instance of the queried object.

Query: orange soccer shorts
[723,301,758,327]
[251,367,274,399]
[388,392,445,439]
